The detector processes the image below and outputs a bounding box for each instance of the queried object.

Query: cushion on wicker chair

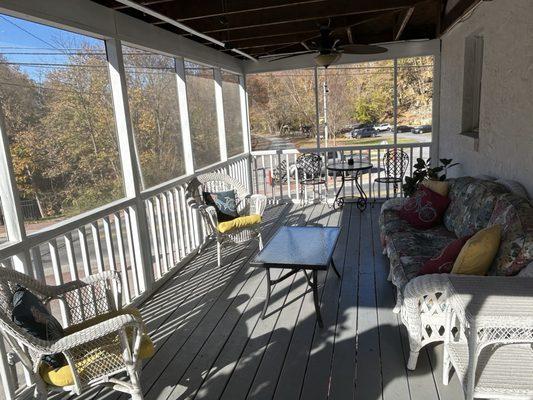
[217,214,261,233]
[39,308,154,387]
[11,286,66,368]
[203,190,239,222]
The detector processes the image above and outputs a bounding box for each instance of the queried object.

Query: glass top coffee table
[251,226,341,327]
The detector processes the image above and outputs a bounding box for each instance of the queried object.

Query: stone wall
[439,0,533,197]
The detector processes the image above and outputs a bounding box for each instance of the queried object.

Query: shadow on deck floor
[68,202,464,400]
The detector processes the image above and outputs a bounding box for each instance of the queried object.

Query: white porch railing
[0,153,250,400]
[0,142,429,398]
[251,142,431,203]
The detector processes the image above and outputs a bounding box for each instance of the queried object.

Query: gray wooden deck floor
[80,202,464,400]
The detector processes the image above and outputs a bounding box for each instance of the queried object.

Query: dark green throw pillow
[11,286,66,368]
[203,190,239,222]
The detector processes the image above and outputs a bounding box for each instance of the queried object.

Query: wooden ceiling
[92,0,482,60]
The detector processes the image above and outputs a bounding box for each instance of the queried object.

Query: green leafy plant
[403,158,459,197]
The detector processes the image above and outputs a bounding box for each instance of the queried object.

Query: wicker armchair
[0,268,148,399]
[187,172,267,267]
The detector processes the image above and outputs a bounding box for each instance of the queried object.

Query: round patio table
[327,161,373,211]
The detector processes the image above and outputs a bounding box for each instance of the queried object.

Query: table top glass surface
[327,161,373,172]
[253,226,340,268]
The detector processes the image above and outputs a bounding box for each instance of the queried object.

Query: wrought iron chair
[296,153,328,203]
[187,173,267,267]
[373,149,409,199]
[271,160,288,187]
[0,268,150,399]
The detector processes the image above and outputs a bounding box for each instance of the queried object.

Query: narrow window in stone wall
[461,34,484,138]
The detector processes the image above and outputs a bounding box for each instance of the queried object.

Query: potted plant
[403,158,459,197]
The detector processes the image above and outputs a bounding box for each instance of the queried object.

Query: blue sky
[0,13,104,81]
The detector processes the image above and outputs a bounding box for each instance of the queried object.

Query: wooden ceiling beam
[191,12,387,44]
[394,7,415,40]
[137,0,326,21]
[151,0,424,34]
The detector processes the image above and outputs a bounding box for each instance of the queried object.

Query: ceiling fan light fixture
[314,52,341,68]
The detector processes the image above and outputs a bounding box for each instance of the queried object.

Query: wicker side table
[443,276,533,400]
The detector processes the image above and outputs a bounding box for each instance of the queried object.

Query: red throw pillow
[399,186,450,229]
[418,235,472,275]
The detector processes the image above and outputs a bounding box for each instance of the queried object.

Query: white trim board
[243,39,441,74]
[0,0,245,74]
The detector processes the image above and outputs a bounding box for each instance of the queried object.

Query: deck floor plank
[221,204,330,400]
[370,205,412,400]
[69,202,465,400]
[300,204,354,400]
[182,204,323,400]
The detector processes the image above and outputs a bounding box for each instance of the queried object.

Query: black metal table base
[261,260,341,328]
[332,172,368,211]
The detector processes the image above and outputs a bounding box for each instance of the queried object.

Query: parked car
[396,125,413,133]
[352,127,377,138]
[411,125,432,134]
[374,123,392,132]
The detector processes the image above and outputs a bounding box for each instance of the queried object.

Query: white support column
[0,108,31,275]
[431,50,441,165]
[106,38,153,292]
[239,74,253,193]
[392,58,398,148]
[239,75,251,154]
[214,68,228,162]
[175,57,195,174]
[314,67,320,149]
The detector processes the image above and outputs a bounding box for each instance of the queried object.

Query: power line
[0,16,61,51]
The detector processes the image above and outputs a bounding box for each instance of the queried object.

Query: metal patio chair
[373,149,410,199]
[0,268,149,399]
[296,153,328,203]
[187,173,267,267]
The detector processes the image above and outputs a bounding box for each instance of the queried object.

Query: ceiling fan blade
[338,44,388,54]
[266,50,316,62]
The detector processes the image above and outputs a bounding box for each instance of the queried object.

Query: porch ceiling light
[314,52,341,68]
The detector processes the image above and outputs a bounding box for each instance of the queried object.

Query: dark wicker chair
[296,153,327,203]
[373,149,410,199]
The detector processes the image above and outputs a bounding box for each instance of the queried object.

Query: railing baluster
[124,208,140,297]
[49,239,69,326]
[78,226,92,278]
[91,221,104,273]
[147,199,162,280]
[168,191,180,263]
[64,232,85,321]
[174,188,186,259]
[161,193,175,270]
[113,212,131,304]
[30,247,45,283]
[180,186,193,254]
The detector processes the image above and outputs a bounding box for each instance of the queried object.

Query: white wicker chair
[0,268,146,399]
[187,172,267,267]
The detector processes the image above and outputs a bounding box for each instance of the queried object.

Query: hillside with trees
[247,57,433,146]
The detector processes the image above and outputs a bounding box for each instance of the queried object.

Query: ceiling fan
[268,25,388,67]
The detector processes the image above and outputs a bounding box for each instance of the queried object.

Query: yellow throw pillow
[421,179,450,197]
[451,225,502,275]
[217,214,261,233]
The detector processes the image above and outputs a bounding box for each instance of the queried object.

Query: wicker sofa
[379,176,533,370]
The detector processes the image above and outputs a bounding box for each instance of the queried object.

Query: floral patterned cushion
[387,229,456,281]
[443,178,507,238]
[379,177,533,287]
[488,193,533,276]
